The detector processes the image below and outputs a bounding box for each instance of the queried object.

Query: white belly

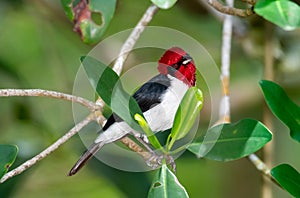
[144,75,189,132]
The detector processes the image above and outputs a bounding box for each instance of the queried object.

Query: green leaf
[148,164,189,198]
[61,0,116,44]
[167,87,203,151]
[0,145,18,179]
[81,56,143,131]
[188,119,272,161]
[134,114,164,150]
[260,80,300,142]
[61,0,75,20]
[254,0,300,31]
[271,164,300,197]
[151,0,177,9]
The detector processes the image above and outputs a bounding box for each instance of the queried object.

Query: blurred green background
[0,0,300,197]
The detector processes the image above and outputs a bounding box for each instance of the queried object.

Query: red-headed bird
[68,47,196,176]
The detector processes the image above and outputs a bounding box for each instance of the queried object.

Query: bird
[68,47,196,176]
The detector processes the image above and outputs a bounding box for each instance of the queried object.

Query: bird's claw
[146,153,176,172]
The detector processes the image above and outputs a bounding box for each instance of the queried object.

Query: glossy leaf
[148,164,189,198]
[188,119,272,161]
[81,56,143,131]
[151,0,177,9]
[61,0,74,21]
[61,0,116,44]
[254,0,300,31]
[271,164,300,197]
[260,80,300,142]
[134,114,163,150]
[0,145,18,179]
[167,87,203,151]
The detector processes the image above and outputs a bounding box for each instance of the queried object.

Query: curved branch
[218,0,233,123]
[0,89,99,111]
[208,0,254,17]
[0,113,96,183]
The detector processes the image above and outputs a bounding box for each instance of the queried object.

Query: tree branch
[241,0,256,5]
[208,0,254,17]
[248,154,282,189]
[0,113,96,183]
[0,89,100,111]
[112,4,159,75]
[262,21,275,198]
[248,154,271,178]
[218,0,233,123]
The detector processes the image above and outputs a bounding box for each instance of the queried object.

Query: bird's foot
[146,153,176,172]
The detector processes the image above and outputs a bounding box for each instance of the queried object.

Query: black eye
[171,63,180,69]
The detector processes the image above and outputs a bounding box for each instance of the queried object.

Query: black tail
[68,142,103,176]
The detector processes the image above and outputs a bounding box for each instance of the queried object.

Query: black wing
[103,74,170,130]
[132,74,170,112]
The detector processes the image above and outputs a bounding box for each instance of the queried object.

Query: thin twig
[208,0,254,17]
[262,21,275,198]
[112,4,159,75]
[248,154,271,178]
[0,113,96,183]
[218,0,233,123]
[241,0,256,5]
[0,89,100,111]
[248,154,282,189]
[120,137,152,160]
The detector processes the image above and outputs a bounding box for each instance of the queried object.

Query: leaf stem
[134,114,165,152]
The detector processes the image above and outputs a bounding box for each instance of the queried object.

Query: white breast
[143,75,189,132]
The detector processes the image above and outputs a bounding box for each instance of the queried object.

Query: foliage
[255,0,300,31]
[167,87,203,151]
[134,114,164,150]
[151,0,177,9]
[260,80,300,142]
[0,145,18,179]
[148,164,189,198]
[81,56,143,131]
[188,119,272,161]
[271,164,300,197]
[61,0,116,44]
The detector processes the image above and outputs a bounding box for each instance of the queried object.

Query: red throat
[157,47,196,87]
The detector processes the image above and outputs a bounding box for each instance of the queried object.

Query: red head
[158,47,196,87]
